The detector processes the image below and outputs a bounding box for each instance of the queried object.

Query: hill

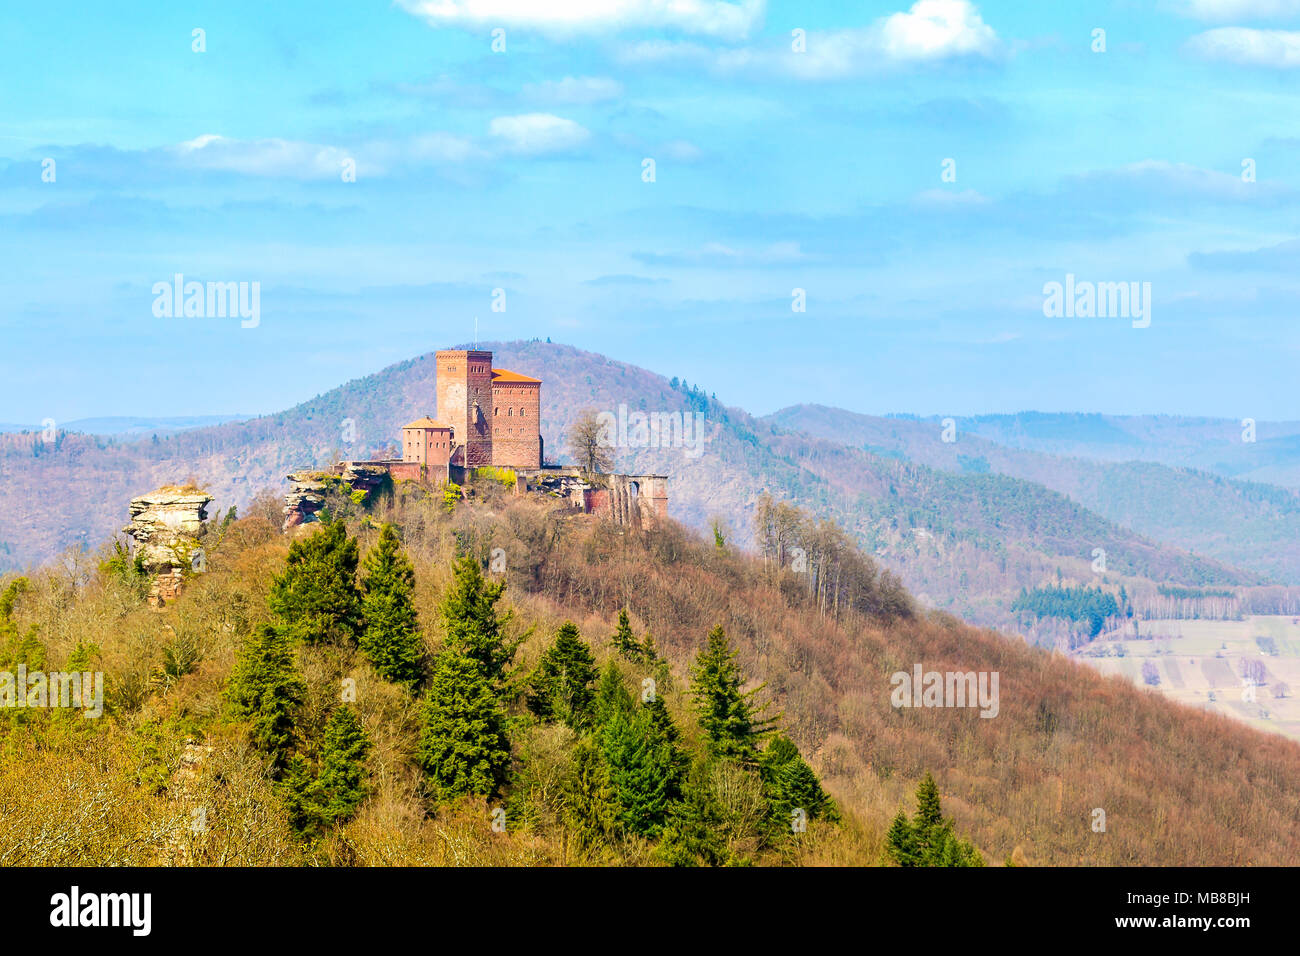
[3,482,1299,865]
[0,342,1264,638]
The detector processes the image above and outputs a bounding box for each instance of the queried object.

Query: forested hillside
[3,477,1299,866]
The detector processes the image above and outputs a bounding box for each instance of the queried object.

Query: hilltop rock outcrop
[122,487,212,607]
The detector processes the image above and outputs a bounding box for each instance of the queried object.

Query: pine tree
[269,519,362,646]
[225,623,306,774]
[610,608,641,661]
[439,555,516,688]
[359,524,425,691]
[417,650,512,803]
[688,625,775,765]
[317,705,371,826]
[527,621,598,728]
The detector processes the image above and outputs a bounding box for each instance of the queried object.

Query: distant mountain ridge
[0,415,249,437]
[924,410,1300,488]
[765,404,1300,586]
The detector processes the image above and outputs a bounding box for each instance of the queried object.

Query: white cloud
[1187,27,1300,67]
[877,0,1000,61]
[489,113,591,154]
[522,76,624,104]
[621,1,1001,80]
[172,134,356,179]
[396,0,765,40]
[1167,0,1300,20]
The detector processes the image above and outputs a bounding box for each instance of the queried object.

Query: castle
[398,349,543,482]
[282,347,668,530]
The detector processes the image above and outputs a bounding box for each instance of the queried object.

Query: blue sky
[2,0,1298,424]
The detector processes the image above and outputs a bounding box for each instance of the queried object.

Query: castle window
[494,407,499,416]
[520,408,526,417]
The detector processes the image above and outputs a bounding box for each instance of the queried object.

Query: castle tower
[490,367,542,469]
[435,349,494,467]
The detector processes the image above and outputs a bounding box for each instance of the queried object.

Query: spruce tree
[359,524,425,691]
[417,650,512,803]
[563,740,621,858]
[886,811,919,866]
[655,758,727,867]
[317,704,371,826]
[527,621,598,728]
[643,696,688,799]
[269,519,362,645]
[225,623,306,774]
[281,753,325,839]
[688,625,774,764]
[610,608,640,661]
[886,771,984,867]
[440,555,516,688]
[761,734,839,829]
[593,659,635,727]
[600,707,675,837]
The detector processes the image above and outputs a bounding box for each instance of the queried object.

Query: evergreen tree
[600,707,675,837]
[593,659,635,727]
[359,524,424,691]
[688,625,774,765]
[225,623,306,774]
[527,621,598,728]
[317,705,371,826]
[655,758,727,867]
[281,753,325,839]
[439,555,516,688]
[643,696,688,798]
[760,734,838,830]
[417,650,511,803]
[563,740,621,858]
[610,608,641,661]
[269,519,362,645]
[886,771,984,867]
[886,811,919,866]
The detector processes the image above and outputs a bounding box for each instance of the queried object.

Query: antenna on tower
[474,316,478,348]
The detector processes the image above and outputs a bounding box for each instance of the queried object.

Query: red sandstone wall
[490,380,541,469]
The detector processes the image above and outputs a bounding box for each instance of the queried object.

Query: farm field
[1074,616,1300,741]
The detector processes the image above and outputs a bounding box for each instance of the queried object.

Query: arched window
[520,407,526,417]
[508,408,513,416]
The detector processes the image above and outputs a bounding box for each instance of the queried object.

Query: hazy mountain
[766,404,1300,586]
[923,411,1300,488]
[0,415,249,437]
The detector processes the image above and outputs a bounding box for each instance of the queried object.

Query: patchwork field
[1074,616,1300,741]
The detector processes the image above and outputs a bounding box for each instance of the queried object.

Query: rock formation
[122,487,213,607]
[283,463,390,530]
